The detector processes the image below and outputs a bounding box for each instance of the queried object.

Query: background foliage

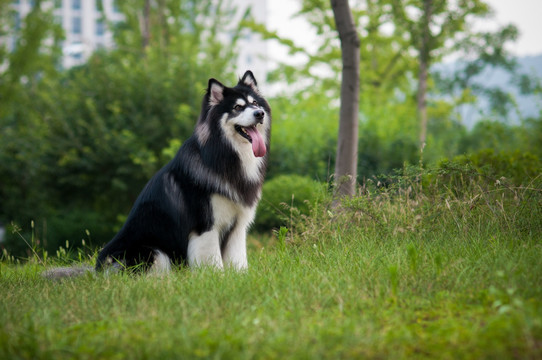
[0,0,541,257]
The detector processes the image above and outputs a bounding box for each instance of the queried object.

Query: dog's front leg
[221,224,248,271]
[187,230,224,269]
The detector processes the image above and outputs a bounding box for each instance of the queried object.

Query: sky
[266,0,542,63]
[482,0,542,57]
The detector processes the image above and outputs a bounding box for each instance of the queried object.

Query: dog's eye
[252,100,258,106]
[234,104,243,111]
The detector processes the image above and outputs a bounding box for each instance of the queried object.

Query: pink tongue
[245,127,266,157]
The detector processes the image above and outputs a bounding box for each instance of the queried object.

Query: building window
[14,12,20,30]
[72,0,81,10]
[112,0,120,13]
[96,20,104,36]
[72,16,81,34]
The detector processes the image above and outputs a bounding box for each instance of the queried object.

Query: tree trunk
[418,0,432,148]
[331,0,361,198]
[141,0,151,50]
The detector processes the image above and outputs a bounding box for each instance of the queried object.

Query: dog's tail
[42,250,171,279]
[41,266,94,280]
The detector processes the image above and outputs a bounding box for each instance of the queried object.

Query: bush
[254,175,326,232]
[3,208,110,259]
[266,94,338,180]
[437,149,541,186]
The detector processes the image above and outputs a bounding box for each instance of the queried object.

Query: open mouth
[234,125,267,158]
[235,125,255,143]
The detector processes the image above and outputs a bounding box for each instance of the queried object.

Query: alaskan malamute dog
[94,70,270,273]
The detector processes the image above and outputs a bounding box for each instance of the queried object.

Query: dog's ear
[208,78,225,106]
[240,70,258,90]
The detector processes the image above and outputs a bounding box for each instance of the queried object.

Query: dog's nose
[253,110,265,123]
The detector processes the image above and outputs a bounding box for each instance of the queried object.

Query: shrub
[436,149,541,187]
[254,175,326,232]
[3,208,110,259]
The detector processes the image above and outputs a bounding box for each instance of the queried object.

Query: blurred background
[1,0,540,256]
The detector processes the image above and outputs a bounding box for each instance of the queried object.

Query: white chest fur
[211,194,256,230]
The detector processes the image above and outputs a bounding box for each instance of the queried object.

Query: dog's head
[196,71,271,159]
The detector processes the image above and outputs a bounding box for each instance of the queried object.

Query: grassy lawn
[2,235,541,358]
[1,173,541,359]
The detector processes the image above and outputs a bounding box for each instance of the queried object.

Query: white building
[54,0,123,68]
[8,0,267,78]
[232,0,268,85]
[9,0,122,68]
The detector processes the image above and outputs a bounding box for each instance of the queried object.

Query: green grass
[1,170,541,359]
[1,235,541,359]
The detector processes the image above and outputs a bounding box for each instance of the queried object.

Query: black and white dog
[95,71,271,273]
[93,71,270,273]
[43,71,270,279]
